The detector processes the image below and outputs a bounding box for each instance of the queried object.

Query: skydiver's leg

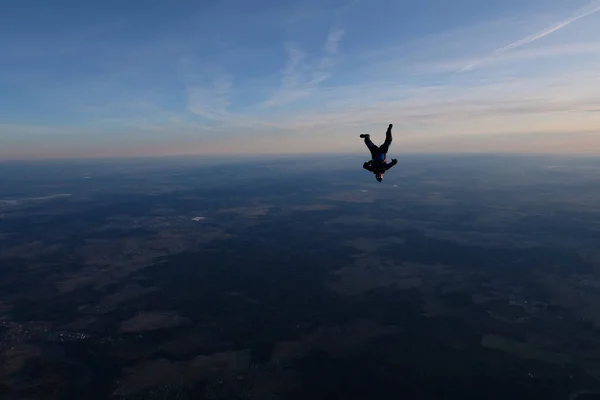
[361,135,379,159]
[379,125,393,154]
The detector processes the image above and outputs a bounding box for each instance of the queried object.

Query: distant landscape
[2,154,600,399]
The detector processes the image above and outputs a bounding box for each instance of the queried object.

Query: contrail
[459,1,600,72]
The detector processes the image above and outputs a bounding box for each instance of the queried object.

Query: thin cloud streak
[459,1,600,72]
[187,74,233,120]
[325,27,344,54]
[262,26,345,107]
[413,42,600,74]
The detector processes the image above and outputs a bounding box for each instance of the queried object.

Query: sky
[2,0,600,160]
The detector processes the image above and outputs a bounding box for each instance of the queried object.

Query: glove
[391,158,398,164]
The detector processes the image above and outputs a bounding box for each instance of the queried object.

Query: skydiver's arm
[385,159,398,170]
[363,161,373,171]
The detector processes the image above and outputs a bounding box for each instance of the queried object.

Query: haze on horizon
[2,0,600,160]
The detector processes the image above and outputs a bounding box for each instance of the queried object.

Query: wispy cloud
[459,1,600,72]
[186,74,233,121]
[261,46,308,107]
[407,41,600,75]
[263,26,345,107]
[325,27,344,54]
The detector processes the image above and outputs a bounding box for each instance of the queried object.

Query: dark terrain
[2,153,600,399]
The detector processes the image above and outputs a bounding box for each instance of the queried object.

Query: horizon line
[1,150,599,164]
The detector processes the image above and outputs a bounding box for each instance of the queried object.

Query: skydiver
[360,123,398,182]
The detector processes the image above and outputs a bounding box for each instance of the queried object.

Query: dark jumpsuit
[363,125,397,175]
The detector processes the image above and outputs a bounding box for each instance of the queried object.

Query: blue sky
[2,0,600,159]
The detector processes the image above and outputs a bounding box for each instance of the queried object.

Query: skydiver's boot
[359,134,370,139]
